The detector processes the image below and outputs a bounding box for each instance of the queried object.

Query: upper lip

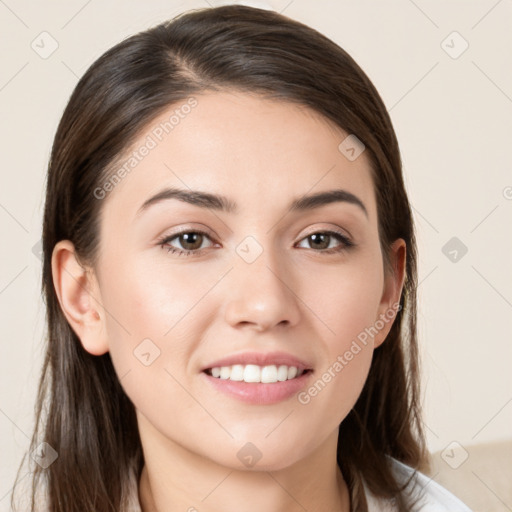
[201,351,313,372]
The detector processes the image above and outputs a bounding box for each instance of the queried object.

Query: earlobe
[373,239,407,349]
[51,240,109,356]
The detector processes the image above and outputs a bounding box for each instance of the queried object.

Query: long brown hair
[11,5,429,511]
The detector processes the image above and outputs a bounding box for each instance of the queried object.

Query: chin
[215,438,306,472]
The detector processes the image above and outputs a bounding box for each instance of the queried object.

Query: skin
[52,91,406,512]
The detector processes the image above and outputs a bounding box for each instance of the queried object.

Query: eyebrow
[135,186,368,219]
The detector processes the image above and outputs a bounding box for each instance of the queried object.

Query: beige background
[1,0,511,510]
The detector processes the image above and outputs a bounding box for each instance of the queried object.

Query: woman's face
[62,91,405,471]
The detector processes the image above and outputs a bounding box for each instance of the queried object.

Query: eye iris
[309,233,330,250]
[180,232,203,251]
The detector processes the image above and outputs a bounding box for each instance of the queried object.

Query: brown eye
[176,232,204,251]
[297,230,354,253]
[158,229,214,257]
[307,233,331,250]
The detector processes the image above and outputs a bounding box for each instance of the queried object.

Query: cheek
[303,250,384,347]
[295,251,382,415]
[97,256,221,401]
[98,262,196,427]
[298,344,373,416]
[100,254,217,345]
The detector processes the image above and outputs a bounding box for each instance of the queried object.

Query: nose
[223,247,301,332]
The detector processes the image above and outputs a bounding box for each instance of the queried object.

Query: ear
[372,238,406,349]
[51,240,109,355]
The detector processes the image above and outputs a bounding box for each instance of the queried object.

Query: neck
[136,413,351,512]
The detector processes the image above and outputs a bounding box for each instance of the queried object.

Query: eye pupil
[309,233,329,250]
[180,232,203,250]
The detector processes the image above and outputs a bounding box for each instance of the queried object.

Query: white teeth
[207,364,306,383]
[287,366,298,380]
[244,364,261,383]
[229,364,244,381]
[277,365,288,381]
[261,365,278,383]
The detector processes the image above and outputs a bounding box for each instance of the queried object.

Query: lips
[201,369,313,405]
[201,351,314,373]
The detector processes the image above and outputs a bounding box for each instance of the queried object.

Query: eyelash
[157,228,355,258]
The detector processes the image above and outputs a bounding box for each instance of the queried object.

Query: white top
[124,456,473,512]
[364,457,473,511]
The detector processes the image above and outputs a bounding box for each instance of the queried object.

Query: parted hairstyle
[12,4,429,511]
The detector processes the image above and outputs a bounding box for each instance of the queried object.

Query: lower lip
[201,370,314,405]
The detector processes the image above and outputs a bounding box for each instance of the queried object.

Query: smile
[205,364,308,383]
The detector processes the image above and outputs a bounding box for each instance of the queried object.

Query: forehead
[99,91,376,224]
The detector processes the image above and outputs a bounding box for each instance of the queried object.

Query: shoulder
[364,456,473,512]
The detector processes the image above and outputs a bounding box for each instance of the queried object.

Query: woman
[11,4,473,511]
